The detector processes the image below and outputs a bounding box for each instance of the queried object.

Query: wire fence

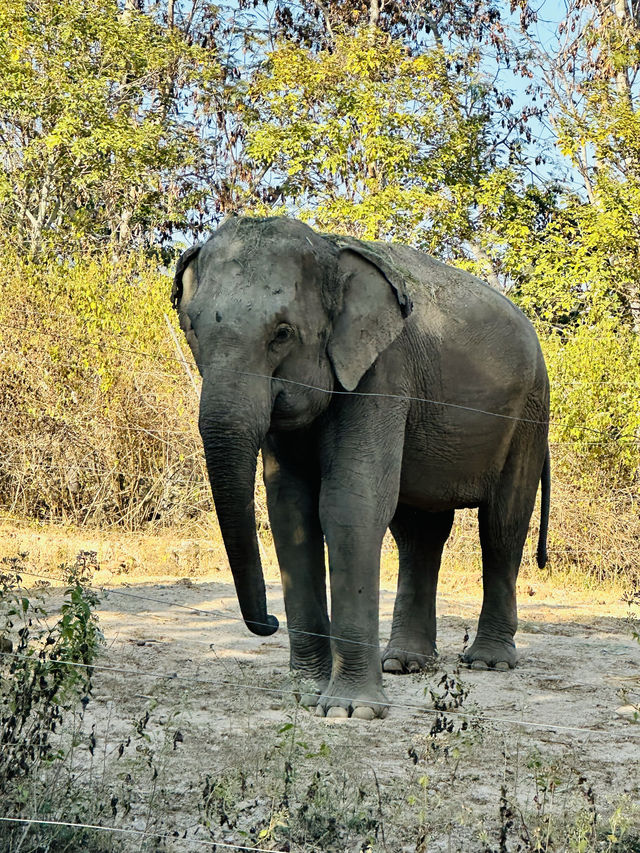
[11,565,639,676]
[2,238,639,852]
[3,567,639,740]
[3,315,639,443]
[7,309,638,396]
[2,644,638,739]
[0,816,291,853]
[3,566,482,660]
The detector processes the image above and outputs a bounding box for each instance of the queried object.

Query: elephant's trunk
[199,379,278,636]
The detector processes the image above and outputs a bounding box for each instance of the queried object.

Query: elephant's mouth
[270,384,330,431]
[270,391,313,430]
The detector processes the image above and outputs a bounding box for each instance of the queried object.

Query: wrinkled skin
[172,216,550,720]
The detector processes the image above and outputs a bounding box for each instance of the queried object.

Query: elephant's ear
[328,242,413,392]
[171,244,202,310]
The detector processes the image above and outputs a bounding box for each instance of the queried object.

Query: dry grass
[4,468,638,604]
[0,253,210,529]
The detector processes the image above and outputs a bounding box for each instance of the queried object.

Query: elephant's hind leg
[463,447,542,670]
[382,506,454,674]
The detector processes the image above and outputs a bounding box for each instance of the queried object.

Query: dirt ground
[3,521,640,852]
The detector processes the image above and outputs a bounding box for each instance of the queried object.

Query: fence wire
[11,565,630,671]
[0,816,290,852]
[2,571,639,741]
[3,318,638,443]
[1,647,638,739]
[9,566,465,659]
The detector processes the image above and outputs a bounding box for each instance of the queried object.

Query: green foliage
[0,554,187,852]
[540,320,640,489]
[503,189,640,327]
[245,30,516,253]
[504,0,640,327]
[200,761,381,851]
[0,554,103,849]
[0,0,219,256]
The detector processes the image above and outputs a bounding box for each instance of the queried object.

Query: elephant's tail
[536,446,551,569]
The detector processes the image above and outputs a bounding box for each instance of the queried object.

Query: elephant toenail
[352,707,376,720]
[494,661,510,671]
[471,660,489,670]
[326,706,349,719]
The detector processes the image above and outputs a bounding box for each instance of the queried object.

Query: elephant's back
[377,242,517,311]
[377,242,543,363]
[367,242,549,508]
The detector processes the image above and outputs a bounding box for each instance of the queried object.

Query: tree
[0,0,220,257]
[232,0,512,55]
[238,26,530,289]
[505,0,640,326]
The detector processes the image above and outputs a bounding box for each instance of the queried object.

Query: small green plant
[410,668,479,765]
[484,752,640,853]
[403,668,480,851]
[408,773,431,853]
[622,585,640,647]
[619,586,640,723]
[0,553,105,853]
[199,712,384,852]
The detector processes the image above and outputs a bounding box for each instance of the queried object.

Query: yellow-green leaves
[542,319,640,488]
[0,0,219,257]
[245,30,497,244]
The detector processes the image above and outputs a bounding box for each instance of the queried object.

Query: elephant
[171,215,550,720]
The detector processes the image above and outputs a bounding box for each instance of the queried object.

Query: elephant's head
[172,216,412,635]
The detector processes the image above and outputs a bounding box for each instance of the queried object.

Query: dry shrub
[0,247,209,528]
[439,467,640,587]
[543,453,640,585]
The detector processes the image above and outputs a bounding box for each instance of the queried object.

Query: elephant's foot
[382,638,437,674]
[314,678,389,720]
[289,655,332,708]
[461,635,518,670]
[290,672,329,708]
[290,641,332,673]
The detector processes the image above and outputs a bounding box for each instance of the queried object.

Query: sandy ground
[3,523,640,851]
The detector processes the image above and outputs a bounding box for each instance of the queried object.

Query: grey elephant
[172,216,550,720]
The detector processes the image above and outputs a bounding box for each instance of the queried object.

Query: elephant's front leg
[263,434,332,700]
[316,401,406,720]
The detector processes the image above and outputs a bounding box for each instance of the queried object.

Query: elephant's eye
[271,323,295,345]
